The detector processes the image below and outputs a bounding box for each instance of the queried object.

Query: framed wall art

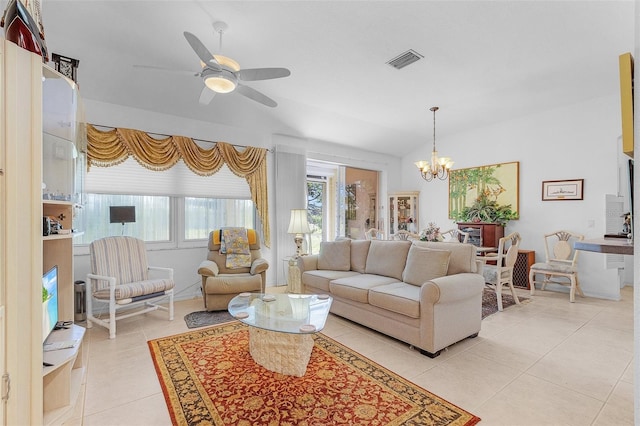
[449,161,519,220]
[541,179,584,201]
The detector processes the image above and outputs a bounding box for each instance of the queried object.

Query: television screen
[109,206,136,224]
[42,265,59,343]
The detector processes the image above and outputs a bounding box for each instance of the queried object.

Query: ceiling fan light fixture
[204,75,236,93]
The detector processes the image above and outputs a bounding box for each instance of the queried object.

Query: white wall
[74,99,401,301]
[402,94,625,300]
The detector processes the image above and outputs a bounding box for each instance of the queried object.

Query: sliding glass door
[307,160,379,243]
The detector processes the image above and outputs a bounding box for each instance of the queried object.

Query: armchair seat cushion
[203,274,262,295]
[93,278,175,302]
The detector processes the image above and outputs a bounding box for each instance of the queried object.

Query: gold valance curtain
[86,124,270,247]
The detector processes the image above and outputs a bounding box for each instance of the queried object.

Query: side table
[287,256,303,293]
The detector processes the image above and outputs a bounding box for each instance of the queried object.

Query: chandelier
[414,106,454,181]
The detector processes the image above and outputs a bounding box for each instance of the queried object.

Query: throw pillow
[350,240,371,273]
[317,239,351,271]
[364,240,412,281]
[402,245,451,286]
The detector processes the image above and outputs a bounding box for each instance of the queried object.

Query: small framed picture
[542,179,584,201]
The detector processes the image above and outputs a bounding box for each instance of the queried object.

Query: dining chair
[364,228,384,240]
[393,230,419,241]
[529,230,584,302]
[482,231,521,311]
[442,228,470,243]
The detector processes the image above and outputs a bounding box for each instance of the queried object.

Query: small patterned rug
[148,322,481,425]
[183,310,235,328]
[482,287,528,319]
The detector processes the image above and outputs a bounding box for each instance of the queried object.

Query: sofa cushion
[369,282,421,318]
[411,241,477,274]
[318,240,351,271]
[365,240,411,280]
[302,270,360,292]
[402,245,451,286]
[350,240,371,273]
[330,274,401,304]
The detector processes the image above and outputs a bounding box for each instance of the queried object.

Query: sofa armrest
[297,254,318,272]
[198,260,219,277]
[251,258,269,275]
[421,273,485,305]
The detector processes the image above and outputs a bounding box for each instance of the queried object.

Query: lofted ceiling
[37,1,634,157]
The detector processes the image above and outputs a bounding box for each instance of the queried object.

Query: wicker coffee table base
[248,327,314,377]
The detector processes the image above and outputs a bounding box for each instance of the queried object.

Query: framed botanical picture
[449,161,519,220]
[541,179,584,201]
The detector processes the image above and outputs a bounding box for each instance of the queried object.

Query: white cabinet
[388,191,419,238]
[1,38,46,426]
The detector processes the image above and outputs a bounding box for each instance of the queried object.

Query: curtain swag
[86,124,270,247]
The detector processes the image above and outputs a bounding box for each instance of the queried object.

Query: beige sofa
[297,239,484,357]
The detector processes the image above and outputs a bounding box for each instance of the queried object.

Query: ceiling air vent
[386,49,424,70]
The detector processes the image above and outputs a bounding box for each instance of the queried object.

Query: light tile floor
[67,286,635,425]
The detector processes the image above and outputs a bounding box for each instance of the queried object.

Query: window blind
[85,157,251,198]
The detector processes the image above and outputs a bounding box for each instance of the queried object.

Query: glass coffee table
[228,293,332,377]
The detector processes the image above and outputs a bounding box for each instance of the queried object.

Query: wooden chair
[529,230,584,302]
[364,228,384,240]
[442,228,470,243]
[87,236,175,339]
[482,232,521,311]
[393,230,419,241]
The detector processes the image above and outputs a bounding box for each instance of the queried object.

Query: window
[184,197,255,240]
[76,157,256,249]
[75,194,171,244]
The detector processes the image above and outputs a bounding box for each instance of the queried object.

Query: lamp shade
[288,209,311,234]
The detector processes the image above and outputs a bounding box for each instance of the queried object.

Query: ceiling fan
[139,22,290,107]
[186,22,291,108]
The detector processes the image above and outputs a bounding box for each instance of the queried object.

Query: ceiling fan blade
[199,86,216,105]
[236,84,277,107]
[237,68,291,81]
[133,64,199,76]
[183,31,221,70]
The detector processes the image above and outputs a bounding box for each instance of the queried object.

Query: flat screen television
[42,265,59,344]
[109,206,136,224]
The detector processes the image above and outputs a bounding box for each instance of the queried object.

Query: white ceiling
[38,1,634,157]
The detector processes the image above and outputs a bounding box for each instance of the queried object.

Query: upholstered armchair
[198,229,269,311]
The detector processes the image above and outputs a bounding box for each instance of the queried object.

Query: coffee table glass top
[228,293,332,334]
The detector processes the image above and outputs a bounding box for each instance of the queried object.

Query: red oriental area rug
[148,322,480,426]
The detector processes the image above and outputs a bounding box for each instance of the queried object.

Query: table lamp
[288,209,311,257]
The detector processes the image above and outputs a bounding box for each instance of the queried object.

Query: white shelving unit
[41,63,86,424]
[42,325,86,426]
